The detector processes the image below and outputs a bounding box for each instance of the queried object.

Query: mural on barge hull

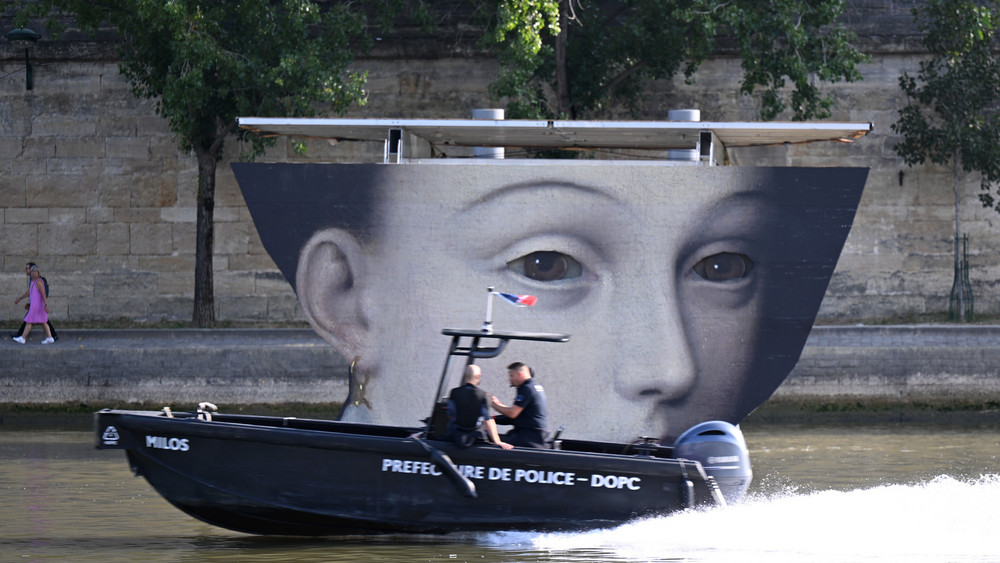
[233,162,868,443]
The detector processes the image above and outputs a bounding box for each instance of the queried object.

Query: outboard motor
[673,421,752,505]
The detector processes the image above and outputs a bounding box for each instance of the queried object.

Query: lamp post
[6,28,42,91]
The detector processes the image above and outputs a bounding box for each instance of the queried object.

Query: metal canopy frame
[238,117,873,164]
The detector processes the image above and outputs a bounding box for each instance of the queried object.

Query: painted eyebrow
[674,191,777,266]
[460,180,621,212]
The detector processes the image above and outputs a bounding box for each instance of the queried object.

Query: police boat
[94,292,751,535]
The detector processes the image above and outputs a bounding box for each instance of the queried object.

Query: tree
[892,0,1000,322]
[484,0,868,120]
[13,0,376,326]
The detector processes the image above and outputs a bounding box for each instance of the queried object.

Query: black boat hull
[96,410,726,535]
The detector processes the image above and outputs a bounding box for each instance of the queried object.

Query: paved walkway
[0,329,348,405]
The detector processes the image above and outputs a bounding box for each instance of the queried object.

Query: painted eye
[692,252,753,282]
[507,251,583,282]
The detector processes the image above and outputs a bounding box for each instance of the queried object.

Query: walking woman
[11,262,58,342]
[13,264,54,344]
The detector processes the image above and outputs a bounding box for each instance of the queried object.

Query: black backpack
[40,276,49,298]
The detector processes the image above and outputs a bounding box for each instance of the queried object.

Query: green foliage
[494,0,561,52]
[24,0,373,159]
[484,0,561,118]
[482,0,867,120]
[722,0,867,120]
[892,0,1000,213]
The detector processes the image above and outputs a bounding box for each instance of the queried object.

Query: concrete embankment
[759,325,1000,423]
[0,329,348,408]
[2,326,999,424]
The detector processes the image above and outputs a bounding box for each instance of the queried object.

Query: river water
[2,421,998,562]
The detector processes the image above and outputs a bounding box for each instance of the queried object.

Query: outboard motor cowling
[673,421,752,505]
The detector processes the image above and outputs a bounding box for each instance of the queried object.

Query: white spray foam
[483,474,1000,562]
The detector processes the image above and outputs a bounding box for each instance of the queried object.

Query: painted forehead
[376,165,804,251]
[387,163,763,211]
[235,162,866,290]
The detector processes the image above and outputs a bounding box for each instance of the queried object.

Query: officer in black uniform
[490,362,549,448]
[446,365,512,449]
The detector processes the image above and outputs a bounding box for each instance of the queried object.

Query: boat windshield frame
[430,328,569,428]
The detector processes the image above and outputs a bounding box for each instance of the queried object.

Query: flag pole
[482,286,495,333]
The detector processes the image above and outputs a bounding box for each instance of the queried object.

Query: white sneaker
[42,337,54,344]
[13,336,25,344]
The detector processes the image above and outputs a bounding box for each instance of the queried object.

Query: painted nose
[612,281,696,404]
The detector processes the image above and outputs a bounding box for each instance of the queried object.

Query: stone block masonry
[0,59,296,323]
[778,325,1000,402]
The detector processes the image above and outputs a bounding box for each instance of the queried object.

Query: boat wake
[482,474,1000,562]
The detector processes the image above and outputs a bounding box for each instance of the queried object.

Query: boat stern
[673,421,752,505]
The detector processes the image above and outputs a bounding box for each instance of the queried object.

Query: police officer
[490,362,549,448]
[446,365,512,449]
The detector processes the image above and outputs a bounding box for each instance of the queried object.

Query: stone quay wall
[1,326,997,424]
[2,1,1000,326]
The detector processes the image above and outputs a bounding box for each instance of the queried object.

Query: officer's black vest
[449,384,486,431]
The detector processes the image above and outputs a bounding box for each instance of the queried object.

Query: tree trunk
[555,0,570,118]
[952,154,965,323]
[193,147,217,327]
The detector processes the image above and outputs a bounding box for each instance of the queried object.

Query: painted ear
[296,228,370,359]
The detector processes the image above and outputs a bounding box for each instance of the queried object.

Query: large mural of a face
[233,162,867,443]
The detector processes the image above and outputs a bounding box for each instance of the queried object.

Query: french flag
[495,292,538,307]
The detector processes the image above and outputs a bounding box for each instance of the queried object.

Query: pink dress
[23,278,48,324]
